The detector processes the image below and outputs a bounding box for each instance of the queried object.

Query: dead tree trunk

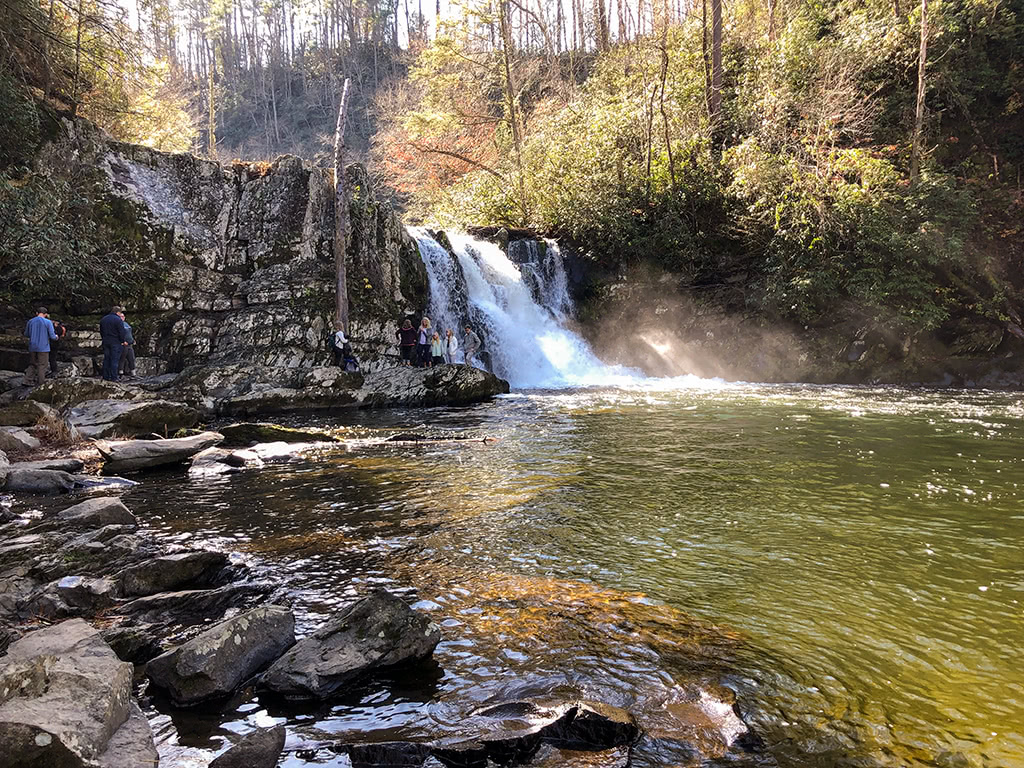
[334,78,352,332]
[910,0,927,184]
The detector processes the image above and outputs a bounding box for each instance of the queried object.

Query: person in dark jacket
[49,319,67,377]
[117,311,136,379]
[396,319,417,366]
[99,306,128,381]
[24,307,57,387]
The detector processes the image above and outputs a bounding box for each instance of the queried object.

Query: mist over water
[413,229,711,390]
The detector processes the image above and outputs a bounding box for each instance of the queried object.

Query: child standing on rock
[445,328,458,364]
[430,332,444,367]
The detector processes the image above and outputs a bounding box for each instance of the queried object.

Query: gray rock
[0,400,59,427]
[260,589,441,699]
[57,497,138,528]
[96,430,224,473]
[187,446,265,477]
[101,624,164,664]
[117,583,270,626]
[220,421,339,446]
[10,458,85,473]
[4,468,75,495]
[146,604,295,705]
[70,474,139,492]
[53,575,119,612]
[0,619,154,766]
[68,398,201,439]
[95,701,159,768]
[118,550,229,597]
[0,426,40,453]
[209,725,286,768]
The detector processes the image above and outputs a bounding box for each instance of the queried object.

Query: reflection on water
[128,385,1024,768]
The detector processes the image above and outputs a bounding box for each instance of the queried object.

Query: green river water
[133,384,1024,768]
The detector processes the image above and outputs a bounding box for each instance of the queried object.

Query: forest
[0,0,1022,335]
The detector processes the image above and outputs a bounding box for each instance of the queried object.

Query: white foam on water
[412,228,728,392]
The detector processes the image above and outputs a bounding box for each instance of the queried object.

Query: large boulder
[209,725,286,768]
[27,378,133,410]
[146,604,295,706]
[260,589,441,699]
[118,550,229,596]
[0,619,156,767]
[57,498,138,529]
[359,365,510,408]
[4,469,75,495]
[97,430,224,473]
[68,398,201,439]
[0,427,40,454]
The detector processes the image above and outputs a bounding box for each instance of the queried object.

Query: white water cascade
[412,229,642,389]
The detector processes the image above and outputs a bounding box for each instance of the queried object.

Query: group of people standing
[396,317,482,368]
[22,305,136,387]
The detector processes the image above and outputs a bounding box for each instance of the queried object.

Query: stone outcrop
[0,619,156,767]
[260,589,441,699]
[4,468,75,495]
[96,430,224,473]
[0,427,40,453]
[9,119,428,379]
[146,604,296,706]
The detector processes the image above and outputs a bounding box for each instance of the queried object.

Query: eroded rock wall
[24,118,427,375]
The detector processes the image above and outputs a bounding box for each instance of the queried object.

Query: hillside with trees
[1,0,1022,348]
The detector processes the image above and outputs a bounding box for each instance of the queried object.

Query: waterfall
[412,229,639,389]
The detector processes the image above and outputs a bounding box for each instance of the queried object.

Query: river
[131,383,1024,768]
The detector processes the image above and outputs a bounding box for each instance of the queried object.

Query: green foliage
[0,161,160,310]
[382,0,1024,332]
[0,66,41,171]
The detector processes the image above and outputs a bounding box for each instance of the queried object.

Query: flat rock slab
[4,468,75,495]
[117,583,268,626]
[57,497,138,529]
[97,430,224,473]
[260,589,441,699]
[0,619,155,766]
[118,550,229,596]
[147,604,295,706]
[209,725,286,768]
[10,458,85,473]
[68,398,201,439]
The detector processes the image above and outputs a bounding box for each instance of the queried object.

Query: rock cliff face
[20,118,427,376]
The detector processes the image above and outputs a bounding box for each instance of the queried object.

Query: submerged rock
[187,446,265,477]
[260,589,441,699]
[97,430,224,473]
[220,421,339,446]
[209,725,287,768]
[0,619,156,767]
[347,741,431,768]
[146,604,296,706]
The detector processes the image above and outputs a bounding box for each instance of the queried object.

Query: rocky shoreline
[0,368,761,767]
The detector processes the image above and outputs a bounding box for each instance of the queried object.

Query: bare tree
[334,78,352,332]
[710,0,722,125]
[910,0,927,183]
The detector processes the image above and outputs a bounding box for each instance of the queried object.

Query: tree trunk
[208,59,217,158]
[499,0,528,220]
[910,0,927,183]
[334,78,353,332]
[71,0,85,115]
[768,0,776,42]
[702,0,711,117]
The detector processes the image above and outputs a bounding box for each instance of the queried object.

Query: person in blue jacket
[99,306,128,381]
[24,307,57,387]
[118,310,136,379]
